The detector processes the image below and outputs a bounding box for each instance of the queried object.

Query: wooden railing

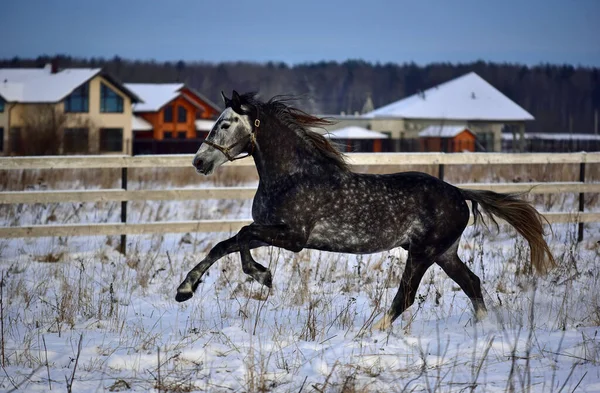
[1,153,599,251]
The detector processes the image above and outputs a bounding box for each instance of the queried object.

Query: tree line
[3,55,600,133]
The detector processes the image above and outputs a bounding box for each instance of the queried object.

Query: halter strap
[202,117,260,162]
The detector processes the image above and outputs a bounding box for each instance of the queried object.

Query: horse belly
[306,220,411,254]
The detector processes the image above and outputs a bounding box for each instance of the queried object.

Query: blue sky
[1,0,598,67]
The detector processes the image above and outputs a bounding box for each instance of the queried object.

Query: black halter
[202,117,260,161]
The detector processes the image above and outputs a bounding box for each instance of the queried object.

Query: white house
[325,72,534,152]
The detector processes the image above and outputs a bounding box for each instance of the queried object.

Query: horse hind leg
[373,251,434,330]
[435,242,487,321]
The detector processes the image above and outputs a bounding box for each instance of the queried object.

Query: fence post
[578,161,585,242]
[120,167,128,254]
[438,163,445,181]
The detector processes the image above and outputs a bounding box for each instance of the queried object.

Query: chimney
[44,59,59,73]
[51,58,59,74]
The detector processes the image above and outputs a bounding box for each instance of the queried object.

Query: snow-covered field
[0,167,599,392]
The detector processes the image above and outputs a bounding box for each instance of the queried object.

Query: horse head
[193,90,257,175]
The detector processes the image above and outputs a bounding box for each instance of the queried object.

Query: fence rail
[3,152,600,170]
[1,153,599,246]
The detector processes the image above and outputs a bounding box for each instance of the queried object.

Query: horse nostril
[193,156,203,169]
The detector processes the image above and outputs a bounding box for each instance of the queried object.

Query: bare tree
[14,105,94,156]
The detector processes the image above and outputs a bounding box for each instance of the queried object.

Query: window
[63,128,89,153]
[64,83,89,113]
[177,106,187,123]
[164,131,173,139]
[177,131,186,139]
[99,128,123,152]
[100,82,124,113]
[0,97,4,112]
[476,132,495,152]
[163,105,173,122]
[0,128,3,152]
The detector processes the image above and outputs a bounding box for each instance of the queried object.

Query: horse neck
[251,120,337,186]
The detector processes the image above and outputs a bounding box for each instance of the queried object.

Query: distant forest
[2,55,600,133]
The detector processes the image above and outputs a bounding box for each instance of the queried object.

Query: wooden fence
[1,153,600,253]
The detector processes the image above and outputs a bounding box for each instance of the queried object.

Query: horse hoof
[372,314,393,331]
[175,291,193,302]
[475,308,488,322]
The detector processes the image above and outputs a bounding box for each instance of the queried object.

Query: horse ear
[231,90,241,107]
[221,91,231,107]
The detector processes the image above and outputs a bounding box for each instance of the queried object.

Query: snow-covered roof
[132,116,153,131]
[195,119,215,131]
[365,72,534,121]
[0,68,100,102]
[0,67,140,103]
[326,126,389,139]
[419,125,472,138]
[125,83,184,112]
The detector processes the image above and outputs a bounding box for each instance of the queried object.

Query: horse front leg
[176,236,246,302]
[236,224,307,287]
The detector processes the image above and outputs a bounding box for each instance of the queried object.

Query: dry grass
[0,160,599,391]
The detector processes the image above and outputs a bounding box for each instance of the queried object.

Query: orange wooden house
[419,125,476,152]
[125,83,220,140]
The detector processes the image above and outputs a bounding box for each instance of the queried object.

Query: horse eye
[221,123,230,130]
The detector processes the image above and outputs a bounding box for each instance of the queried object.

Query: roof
[132,116,153,131]
[0,67,141,103]
[419,125,473,138]
[365,72,534,121]
[195,119,215,131]
[125,83,221,114]
[125,83,184,112]
[326,126,389,139]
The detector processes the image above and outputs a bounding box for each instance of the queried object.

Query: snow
[326,126,389,139]
[365,72,535,121]
[502,132,600,141]
[419,125,472,138]
[132,115,153,131]
[1,175,599,392]
[0,68,101,102]
[125,83,185,112]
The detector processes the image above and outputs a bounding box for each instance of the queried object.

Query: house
[125,83,220,139]
[0,64,140,155]
[418,125,476,152]
[325,126,389,152]
[324,72,534,152]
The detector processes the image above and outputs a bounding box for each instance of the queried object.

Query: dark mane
[238,93,349,170]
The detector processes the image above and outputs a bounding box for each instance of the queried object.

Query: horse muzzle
[192,155,214,175]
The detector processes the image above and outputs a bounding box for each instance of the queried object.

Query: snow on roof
[0,68,101,102]
[326,126,389,139]
[195,119,215,131]
[419,125,472,138]
[365,72,534,121]
[132,116,153,131]
[125,83,184,112]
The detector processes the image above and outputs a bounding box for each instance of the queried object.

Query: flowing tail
[460,189,556,274]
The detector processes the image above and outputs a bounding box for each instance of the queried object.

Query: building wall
[6,75,134,155]
[137,94,219,141]
[0,100,9,155]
